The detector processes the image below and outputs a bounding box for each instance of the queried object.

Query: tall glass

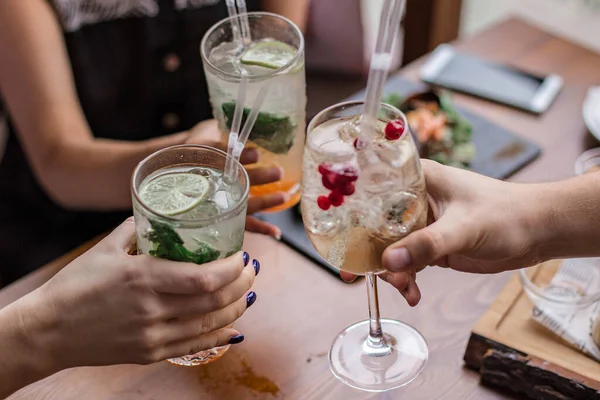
[301,102,429,391]
[201,12,306,212]
[131,145,249,366]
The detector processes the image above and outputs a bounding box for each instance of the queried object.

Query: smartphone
[420,44,563,114]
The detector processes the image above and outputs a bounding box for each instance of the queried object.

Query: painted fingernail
[252,259,260,276]
[386,247,412,272]
[243,252,250,266]
[228,334,245,344]
[246,291,257,308]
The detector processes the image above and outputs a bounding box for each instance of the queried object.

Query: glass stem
[364,273,392,356]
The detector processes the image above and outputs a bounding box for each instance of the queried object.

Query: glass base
[166,344,230,367]
[329,319,428,392]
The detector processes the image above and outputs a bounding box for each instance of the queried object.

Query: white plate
[583,86,600,142]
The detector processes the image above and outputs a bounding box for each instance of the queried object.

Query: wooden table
[3,18,600,400]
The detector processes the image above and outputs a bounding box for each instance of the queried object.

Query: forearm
[42,132,189,211]
[531,172,600,261]
[0,299,57,398]
[262,0,310,32]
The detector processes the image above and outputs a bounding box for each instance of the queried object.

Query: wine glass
[301,101,428,392]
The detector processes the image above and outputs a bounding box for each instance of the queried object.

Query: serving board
[464,261,600,399]
[261,76,541,276]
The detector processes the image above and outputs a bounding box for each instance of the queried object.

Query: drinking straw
[225,0,242,45]
[224,72,249,181]
[235,0,252,45]
[224,79,272,181]
[360,0,407,140]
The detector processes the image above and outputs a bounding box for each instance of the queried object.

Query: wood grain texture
[3,18,600,400]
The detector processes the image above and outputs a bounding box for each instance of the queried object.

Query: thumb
[382,220,459,273]
[100,217,137,253]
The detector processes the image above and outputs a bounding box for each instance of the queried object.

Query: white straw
[235,0,252,45]
[360,0,407,140]
[224,72,249,181]
[225,0,242,45]
[236,82,272,150]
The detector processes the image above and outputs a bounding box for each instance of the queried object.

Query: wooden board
[464,260,600,399]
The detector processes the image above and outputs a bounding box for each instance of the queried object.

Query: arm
[262,0,310,32]
[0,296,56,399]
[535,172,600,260]
[0,0,188,211]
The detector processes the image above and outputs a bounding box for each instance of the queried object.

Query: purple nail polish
[246,291,257,308]
[228,334,245,344]
[252,259,260,276]
[243,252,250,266]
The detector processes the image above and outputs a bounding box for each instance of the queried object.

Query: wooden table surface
[3,18,600,400]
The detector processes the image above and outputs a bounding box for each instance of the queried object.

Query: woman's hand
[186,120,286,239]
[341,160,549,305]
[13,218,259,372]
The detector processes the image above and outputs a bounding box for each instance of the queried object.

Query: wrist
[0,293,60,395]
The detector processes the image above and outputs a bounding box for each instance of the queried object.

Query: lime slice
[139,173,211,216]
[240,40,296,70]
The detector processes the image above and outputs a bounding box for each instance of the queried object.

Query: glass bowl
[519,258,600,312]
[575,148,600,175]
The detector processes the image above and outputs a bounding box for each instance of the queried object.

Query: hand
[186,120,286,239]
[376,160,545,305]
[16,218,258,371]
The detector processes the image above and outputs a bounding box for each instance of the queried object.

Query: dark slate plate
[346,75,542,179]
[260,76,541,277]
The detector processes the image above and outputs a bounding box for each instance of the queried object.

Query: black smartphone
[420,44,563,114]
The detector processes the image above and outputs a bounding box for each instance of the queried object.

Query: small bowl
[575,148,600,175]
[519,258,600,312]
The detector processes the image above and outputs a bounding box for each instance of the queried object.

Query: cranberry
[322,174,336,190]
[318,162,331,176]
[339,181,355,196]
[328,190,344,207]
[317,196,331,210]
[385,119,405,140]
[336,166,359,183]
[353,138,366,150]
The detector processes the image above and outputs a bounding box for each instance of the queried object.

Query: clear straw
[225,0,242,45]
[224,72,249,181]
[360,0,407,140]
[237,82,272,149]
[235,0,252,45]
[224,82,272,182]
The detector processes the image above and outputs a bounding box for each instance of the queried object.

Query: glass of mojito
[201,12,306,212]
[131,144,249,367]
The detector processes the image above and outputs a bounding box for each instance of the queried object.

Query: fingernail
[252,259,260,276]
[246,291,257,308]
[228,334,245,344]
[386,247,412,272]
[243,252,250,266]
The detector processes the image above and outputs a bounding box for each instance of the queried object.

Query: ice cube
[213,190,229,210]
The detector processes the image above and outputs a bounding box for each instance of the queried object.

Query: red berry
[353,138,366,150]
[339,181,355,196]
[335,166,359,183]
[322,174,336,190]
[317,196,331,210]
[328,190,344,207]
[318,162,331,176]
[385,119,405,140]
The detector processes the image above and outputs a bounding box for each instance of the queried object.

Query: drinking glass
[131,144,249,366]
[201,12,306,212]
[301,101,428,391]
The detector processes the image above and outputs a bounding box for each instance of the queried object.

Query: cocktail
[301,101,429,391]
[131,144,249,366]
[201,12,306,212]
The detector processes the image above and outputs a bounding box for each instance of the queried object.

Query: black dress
[0,0,261,283]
